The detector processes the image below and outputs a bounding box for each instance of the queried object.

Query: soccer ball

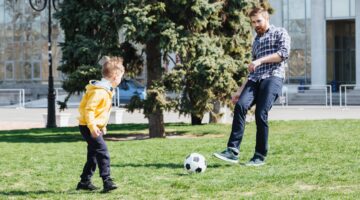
[184,153,207,173]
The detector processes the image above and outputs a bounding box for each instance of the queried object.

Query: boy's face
[250,13,269,35]
[111,70,124,88]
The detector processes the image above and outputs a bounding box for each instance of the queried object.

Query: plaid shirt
[248,25,291,82]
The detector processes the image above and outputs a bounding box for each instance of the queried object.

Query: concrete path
[0,106,359,130]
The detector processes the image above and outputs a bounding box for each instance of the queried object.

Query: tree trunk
[149,111,165,138]
[146,38,165,138]
[209,100,221,123]
[191,114,202,125]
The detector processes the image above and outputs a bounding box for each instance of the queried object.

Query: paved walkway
[0,106,359,130]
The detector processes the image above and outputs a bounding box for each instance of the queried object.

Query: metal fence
[275,84,332,107]
[339,84,357,107]
[0,89,25,108]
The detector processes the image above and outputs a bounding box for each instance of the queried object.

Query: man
[213,7,291,166]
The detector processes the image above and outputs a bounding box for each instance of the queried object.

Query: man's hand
[231,79,247,104]
[248,60,262,72]
[231,94,240,104]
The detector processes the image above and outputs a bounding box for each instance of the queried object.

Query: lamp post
[29,0,60,128]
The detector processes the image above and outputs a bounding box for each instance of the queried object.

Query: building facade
[0,0,359,104]
[270,0,358,89]
[0,0,63,101]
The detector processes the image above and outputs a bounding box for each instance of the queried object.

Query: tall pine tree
[56,0,262,136]
[162,0,256,124]
[54,0,142,109]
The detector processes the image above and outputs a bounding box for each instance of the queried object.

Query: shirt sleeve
[276,28,291,61]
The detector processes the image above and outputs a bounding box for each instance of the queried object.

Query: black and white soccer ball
[184,153,207,173]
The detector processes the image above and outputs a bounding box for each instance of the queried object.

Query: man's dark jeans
[227,76,283,157]
[79,125,110,182]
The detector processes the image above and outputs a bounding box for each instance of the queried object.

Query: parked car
[113,79,146,105]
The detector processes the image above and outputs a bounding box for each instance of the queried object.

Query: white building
[270,0,357,89]
[0,0,359,105]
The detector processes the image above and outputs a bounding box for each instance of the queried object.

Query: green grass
[0,120,359,199]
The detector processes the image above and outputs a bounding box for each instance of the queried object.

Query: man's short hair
[101,56,124,78]
[248,7,269,18]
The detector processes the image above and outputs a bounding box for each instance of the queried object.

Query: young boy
[76,56,124,192]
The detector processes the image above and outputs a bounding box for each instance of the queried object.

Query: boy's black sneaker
[76,181,99,191]
[103,178,118,192]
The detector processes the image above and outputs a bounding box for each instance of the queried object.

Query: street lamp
[29,0,60,128]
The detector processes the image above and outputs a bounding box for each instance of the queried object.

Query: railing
[277,86,288,106]
[283,84,332,107]
[0,89,25,108]
[55,88,64,102]
[310,85,332,107]
[113,87,120,107]
[339,84,356,107]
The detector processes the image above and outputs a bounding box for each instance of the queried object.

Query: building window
[33,61,41,79]
[23,61,32,79]
[23,61,41,80]
[5,61,14,80]
[326,0,355,19]
[283,0,311,84]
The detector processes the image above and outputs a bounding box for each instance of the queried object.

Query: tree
[54,0,142,110]
[162,0,257,125]
[56,0,174,137]
[56,0,262,137]
[122,0,250,131]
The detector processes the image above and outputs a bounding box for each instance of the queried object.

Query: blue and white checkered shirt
[248,25,291,82]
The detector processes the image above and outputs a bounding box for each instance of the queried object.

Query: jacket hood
[85,80,113,96]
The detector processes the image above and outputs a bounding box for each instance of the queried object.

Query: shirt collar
[98,78,113,91]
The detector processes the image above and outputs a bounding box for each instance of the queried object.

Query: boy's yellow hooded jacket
[78,80,114,133]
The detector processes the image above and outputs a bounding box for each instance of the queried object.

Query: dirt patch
[104,134,149,141]
[296,182,319,191]
[166,134,225,139]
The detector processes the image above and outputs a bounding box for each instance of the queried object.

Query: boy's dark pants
[79,125,110,182]
[227,76,283,157]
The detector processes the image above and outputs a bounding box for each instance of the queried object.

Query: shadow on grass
[0,190,74,196]
[0,189,96,196]
[0,124,149,135]
[0,123,223,143]
[112,163,224,169]
[0,123,149,143]
[0,133,84,143]
[0,131,188,143]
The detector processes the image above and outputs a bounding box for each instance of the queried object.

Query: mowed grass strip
[0,120,359,199]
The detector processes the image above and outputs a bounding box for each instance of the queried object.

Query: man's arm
[248,29,291,72]
[248,53,282,72]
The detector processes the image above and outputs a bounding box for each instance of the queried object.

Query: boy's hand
[101,127,107,135]
[91,127,101,138]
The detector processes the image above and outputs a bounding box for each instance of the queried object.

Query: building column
[269,0,283,27]
[311,0,326,86]
[356,0,360,87]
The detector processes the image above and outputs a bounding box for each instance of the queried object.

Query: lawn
[0,120,359,199]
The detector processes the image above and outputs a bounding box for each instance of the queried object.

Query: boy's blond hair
[101,56,125,78]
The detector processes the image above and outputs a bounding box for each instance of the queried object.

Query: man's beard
[255,26,267,35]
